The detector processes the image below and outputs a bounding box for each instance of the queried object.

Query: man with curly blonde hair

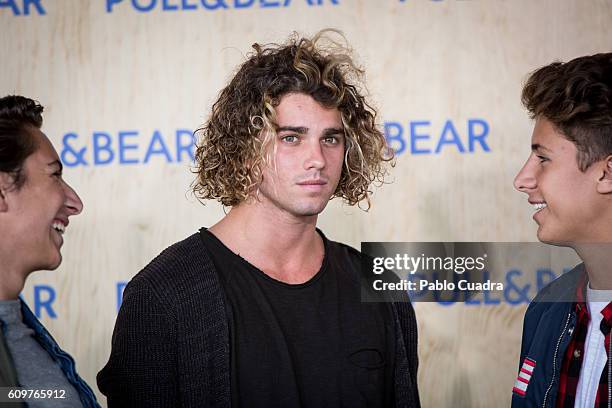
[98,31,420,408]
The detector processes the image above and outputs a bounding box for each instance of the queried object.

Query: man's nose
[304,140,325,170]
[64,181,83,215]
[514,158,537,193]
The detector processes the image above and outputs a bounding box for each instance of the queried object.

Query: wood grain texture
[2,0,610,406]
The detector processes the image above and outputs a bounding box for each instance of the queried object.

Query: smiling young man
[512,53,612,407]
[0,95,99,407]
[97,32,420,407]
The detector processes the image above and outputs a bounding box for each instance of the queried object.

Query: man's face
[256,92,345,219]
[514,118,606,245]
[1,129,83,272]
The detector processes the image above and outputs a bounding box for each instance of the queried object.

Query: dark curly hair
[193,30,393,209]
[522,52,612,171]
[0,95,43,190]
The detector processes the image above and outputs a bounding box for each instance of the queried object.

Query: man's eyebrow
[277,126,308,134]
[323,128,344,136]
[276,126,344,136]
[531,143,551,153]
[47,160,63,172]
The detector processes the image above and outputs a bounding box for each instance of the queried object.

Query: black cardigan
[97,232,420,407]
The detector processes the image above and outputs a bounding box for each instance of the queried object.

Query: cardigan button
[574,349,581,359]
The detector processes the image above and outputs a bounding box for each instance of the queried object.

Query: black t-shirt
[199,228,396,408]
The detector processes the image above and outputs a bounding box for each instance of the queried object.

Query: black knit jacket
[97,233,420,407]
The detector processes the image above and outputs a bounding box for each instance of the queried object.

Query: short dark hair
[193,30,393,209]
[0,95,43,190]
[522,53,612,171]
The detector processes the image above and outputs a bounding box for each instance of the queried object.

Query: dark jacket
[98,232,420,407]
[0,300,99,408]
[511,264,585,408]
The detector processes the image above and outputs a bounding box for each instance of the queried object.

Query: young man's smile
[5,129,83,271]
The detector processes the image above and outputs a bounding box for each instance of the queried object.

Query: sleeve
[518,300,542,364]
[97,278,179,408]
[511,302,539,406]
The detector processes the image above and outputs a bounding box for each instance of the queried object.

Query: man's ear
[0,173,10,212]
[596,155,612,194]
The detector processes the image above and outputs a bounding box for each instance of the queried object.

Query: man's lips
[297,179,327,186]
[297,179,328,192]
[526,200,547,223]
[527,200,547,211]
[52,217,69,234]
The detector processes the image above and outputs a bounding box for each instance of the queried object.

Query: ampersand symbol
[61,133,88,167]
[504,269,530,305]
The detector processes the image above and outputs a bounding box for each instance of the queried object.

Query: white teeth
[52,222,66,234]
[532,203,547,211]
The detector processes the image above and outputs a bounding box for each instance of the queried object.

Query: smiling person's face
[256,93,345,220]
[1,128,83,273]
[514,118,610,245]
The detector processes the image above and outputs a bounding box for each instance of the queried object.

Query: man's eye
[537,155,549,163]
[281,135,298,143]
[323,136,339,145]
[53,171,63,178]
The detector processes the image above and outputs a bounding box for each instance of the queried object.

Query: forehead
[275,93,341,124]
[26,128,60,165]
[532,118,577,155]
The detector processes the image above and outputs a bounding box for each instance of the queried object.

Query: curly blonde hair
[193,29,393,209]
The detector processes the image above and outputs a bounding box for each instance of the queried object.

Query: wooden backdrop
[2,0,610,406]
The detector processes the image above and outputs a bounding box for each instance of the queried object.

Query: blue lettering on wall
[176,129,195,162]
[144,130,173,163]
[106,0,338,12]
[202,0,228,10]
[503,269,530,305]
[0,0,45,15]
[33,285,56,319]
[181,0,198,10]
[436,120,464,153]
[93,132,115,165]
[410,121,431,155]
[399,0,459,2]
[234,0,254,7]
[468,119,490,152]
[61,129,195,167]
[383,122,406,155]
[133,0,157,12]
[118,131,139,164]
[384,118,491,155]
[117,282,128,312]
[261,0,279,7]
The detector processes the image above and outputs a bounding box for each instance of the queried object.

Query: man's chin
[536,228,573,248]
[296,209,325,217]
[293,203,328,217]
[44,252,63,271]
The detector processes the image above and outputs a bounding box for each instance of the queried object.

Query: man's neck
[0,256,26,300]
[209,201,325,284]
[575,243,612,290]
